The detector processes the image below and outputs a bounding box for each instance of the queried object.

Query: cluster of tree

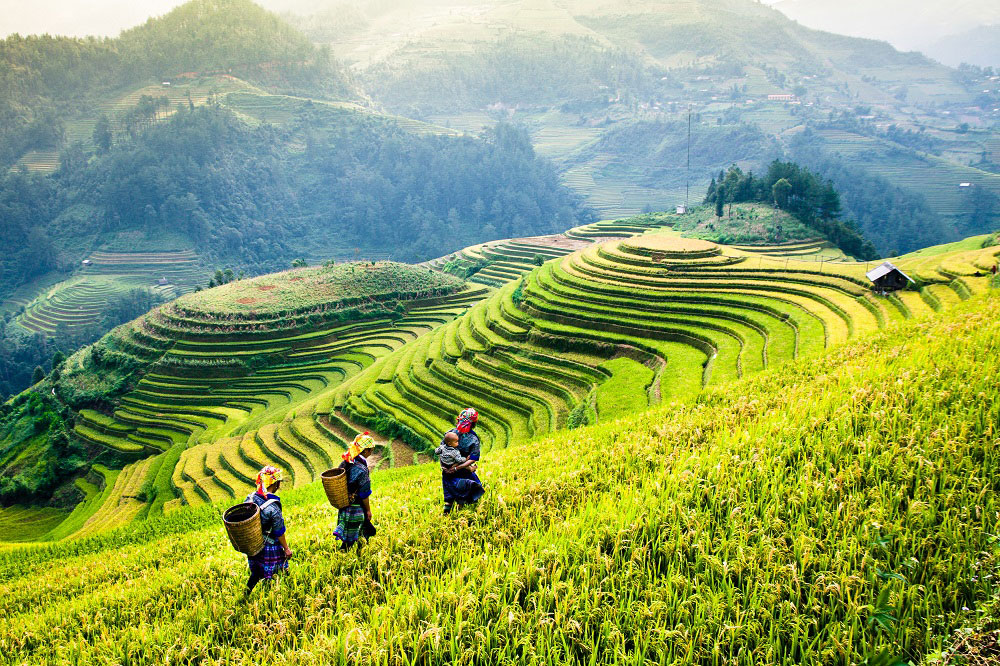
[705,161,879,260]
[0,390,83,505]
[206,268,242,289]
[293,118,594,261]
[100,289,167,332]
[954,63,999,90]
[0,321,56,404]
[0,0,351,166]
[0,172,59,298]
[94,95,174,151]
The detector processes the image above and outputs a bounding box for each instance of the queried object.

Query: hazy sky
[0,0,187,38]
[2,0,785,40]
[1,0,993,48]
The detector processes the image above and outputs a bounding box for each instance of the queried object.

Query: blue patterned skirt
[334,504,366,546]
[247,540,288,579]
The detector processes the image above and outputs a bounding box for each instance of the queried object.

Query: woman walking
[334,433,376,551]
[441,408,485,514]
[245,466,292,593]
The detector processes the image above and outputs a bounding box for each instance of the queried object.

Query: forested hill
[0,103,590,305]
[0,0,353,166]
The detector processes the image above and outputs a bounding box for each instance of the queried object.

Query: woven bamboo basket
[223,502,265,556]
[321,468,350,509]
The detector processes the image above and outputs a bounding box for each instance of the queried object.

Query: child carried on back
[435,432,475,472]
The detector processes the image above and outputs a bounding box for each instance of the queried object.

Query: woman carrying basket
[441,408,485,515]
[334,433,376,551]
[245,466,292,592]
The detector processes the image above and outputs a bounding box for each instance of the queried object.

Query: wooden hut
[866,261,913,294]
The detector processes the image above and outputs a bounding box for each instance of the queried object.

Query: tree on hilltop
[706,161,878,259]
[772,178,792,209]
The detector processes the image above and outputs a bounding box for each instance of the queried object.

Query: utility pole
[686,105,692,211]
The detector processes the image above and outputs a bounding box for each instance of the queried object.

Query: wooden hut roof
[866,261,913,284]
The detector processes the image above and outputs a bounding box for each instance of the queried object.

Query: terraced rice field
[16,279,119,335]
[337,232,999,458]
[86,250,203,291]
[814,128,1000,222]
[0,506,68,542]
[425,216,680,288]
[12,251,203,336]
[61,279,489,525]
[13,150,61,173]
[732,237,850,262]
[11,237,997,543]
[2,291,998,663]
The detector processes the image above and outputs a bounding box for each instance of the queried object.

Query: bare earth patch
[257,285,276,291]
[235,297,258,305]
[510,234,599,251]
[390,438,418,467]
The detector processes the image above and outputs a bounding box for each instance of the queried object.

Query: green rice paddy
[1,287,997,664]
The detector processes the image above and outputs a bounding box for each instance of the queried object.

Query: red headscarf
[456,408,478,434]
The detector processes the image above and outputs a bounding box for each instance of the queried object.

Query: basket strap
[259,498,279,544]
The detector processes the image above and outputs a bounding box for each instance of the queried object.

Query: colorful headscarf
[456,408,479,434]
[255,466,283,497]
[343,432,376,463]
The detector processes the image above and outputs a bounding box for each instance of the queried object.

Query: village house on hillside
[866,261,913,294]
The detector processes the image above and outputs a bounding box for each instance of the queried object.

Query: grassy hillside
[0,263,473,514]
[1,284,997,664]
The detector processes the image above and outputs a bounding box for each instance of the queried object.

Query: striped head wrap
[456,408,478,434]
[343,432,376,463]
[255,466,283,497]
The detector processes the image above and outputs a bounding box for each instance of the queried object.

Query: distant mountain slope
[924,25,1000,69]
[339,0,960,111]
[773,0,1000,52]
[114,0,348,93]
